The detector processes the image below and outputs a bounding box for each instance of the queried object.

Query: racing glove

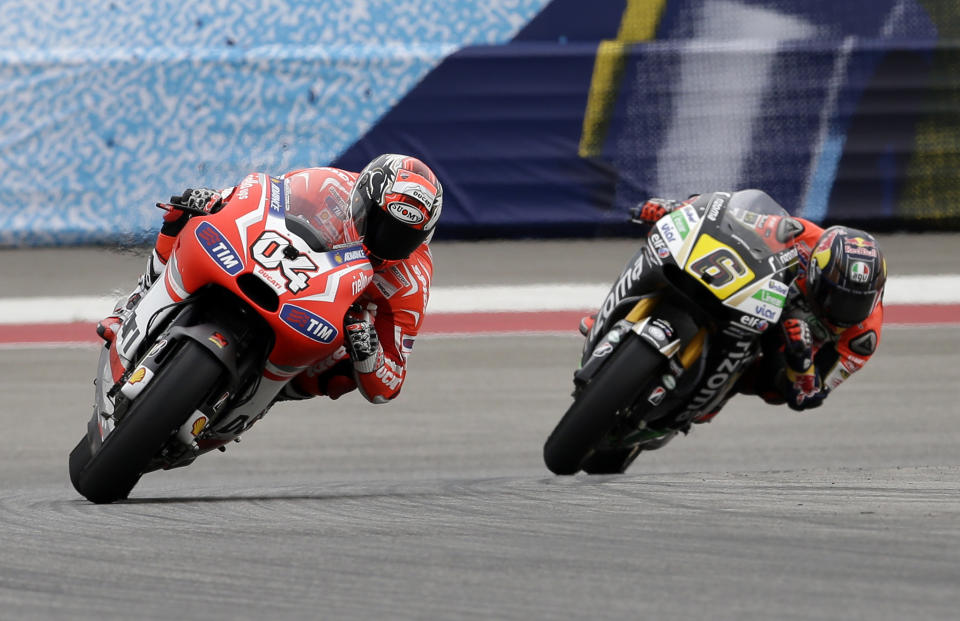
[343,306,384,374]
[629,198,682,224]
[782,318,814,374]
[785,368,825,411]
[157,188,223,232]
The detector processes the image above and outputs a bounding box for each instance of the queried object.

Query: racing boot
[578,314,596,337]
[692,409,720,424]
[96,188,220,344]
[96,250,164,344]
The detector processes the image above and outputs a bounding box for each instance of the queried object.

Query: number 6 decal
[690,247,747,288]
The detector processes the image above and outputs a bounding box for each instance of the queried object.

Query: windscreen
[283,174,361,251]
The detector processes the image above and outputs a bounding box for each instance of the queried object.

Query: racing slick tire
[543,336,664,475]
[69,340,222,504]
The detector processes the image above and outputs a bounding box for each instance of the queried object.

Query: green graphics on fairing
[669,211,691,240]
[655,205,702,266]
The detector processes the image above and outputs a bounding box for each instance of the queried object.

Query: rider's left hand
[782,318,814,373]
[786,369,825,411]
[344,306,384,374]
[158,188,223,224]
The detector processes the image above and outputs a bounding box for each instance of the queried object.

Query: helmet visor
[817,280,879,327]
[364,206,429,261]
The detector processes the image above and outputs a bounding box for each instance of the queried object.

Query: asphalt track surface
[1,236,959,620]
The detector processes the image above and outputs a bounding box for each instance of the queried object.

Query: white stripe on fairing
[235,173,269,261]
[0,275,958,324]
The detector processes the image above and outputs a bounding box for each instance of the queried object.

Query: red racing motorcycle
[69,172,372,503]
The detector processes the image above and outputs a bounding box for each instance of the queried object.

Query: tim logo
[196,222,243,275]
[279,304,338,344]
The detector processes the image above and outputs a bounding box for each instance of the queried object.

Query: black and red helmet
[349,154,443,261]
[806,226,886,328]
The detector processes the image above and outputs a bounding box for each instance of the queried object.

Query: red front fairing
[164,173,371,372]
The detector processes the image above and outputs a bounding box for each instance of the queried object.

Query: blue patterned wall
[4,0,956,246]
[0,0,550,245]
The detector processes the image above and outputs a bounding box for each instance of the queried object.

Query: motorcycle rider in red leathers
[98,154,443,405]
[582,191,886,450]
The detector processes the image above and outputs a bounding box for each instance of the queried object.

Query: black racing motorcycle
[543,190,801,475]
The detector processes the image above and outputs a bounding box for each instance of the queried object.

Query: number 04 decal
[251,231,317,293]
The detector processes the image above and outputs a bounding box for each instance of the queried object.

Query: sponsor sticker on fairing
[739,314,769,332]
[649,233,671,260]
[195,222,243,275]
[768,279,790,296]
[669,212,690,239]
[331,245,366,265]
[706,196,725,221]
[279,304,338,344]
[268,178,285,217]
[660,220,679,244]
[775,246,799,268]
[752,288,785,308]
[121,366,155,400]
[656,218,685,258]
[752,303,780,320]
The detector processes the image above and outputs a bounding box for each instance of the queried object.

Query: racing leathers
[735,217,884,411]
[100,166,432,405]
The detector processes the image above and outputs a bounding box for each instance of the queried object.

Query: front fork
[577,294,707,395]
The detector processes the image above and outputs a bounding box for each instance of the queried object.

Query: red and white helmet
[349,154,443,261]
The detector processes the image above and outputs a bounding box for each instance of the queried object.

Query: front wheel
[69,340,223,504]
[543,336,665,475]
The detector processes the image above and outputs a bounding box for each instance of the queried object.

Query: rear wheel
[69,340,223,504]
[543,336,664,475]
